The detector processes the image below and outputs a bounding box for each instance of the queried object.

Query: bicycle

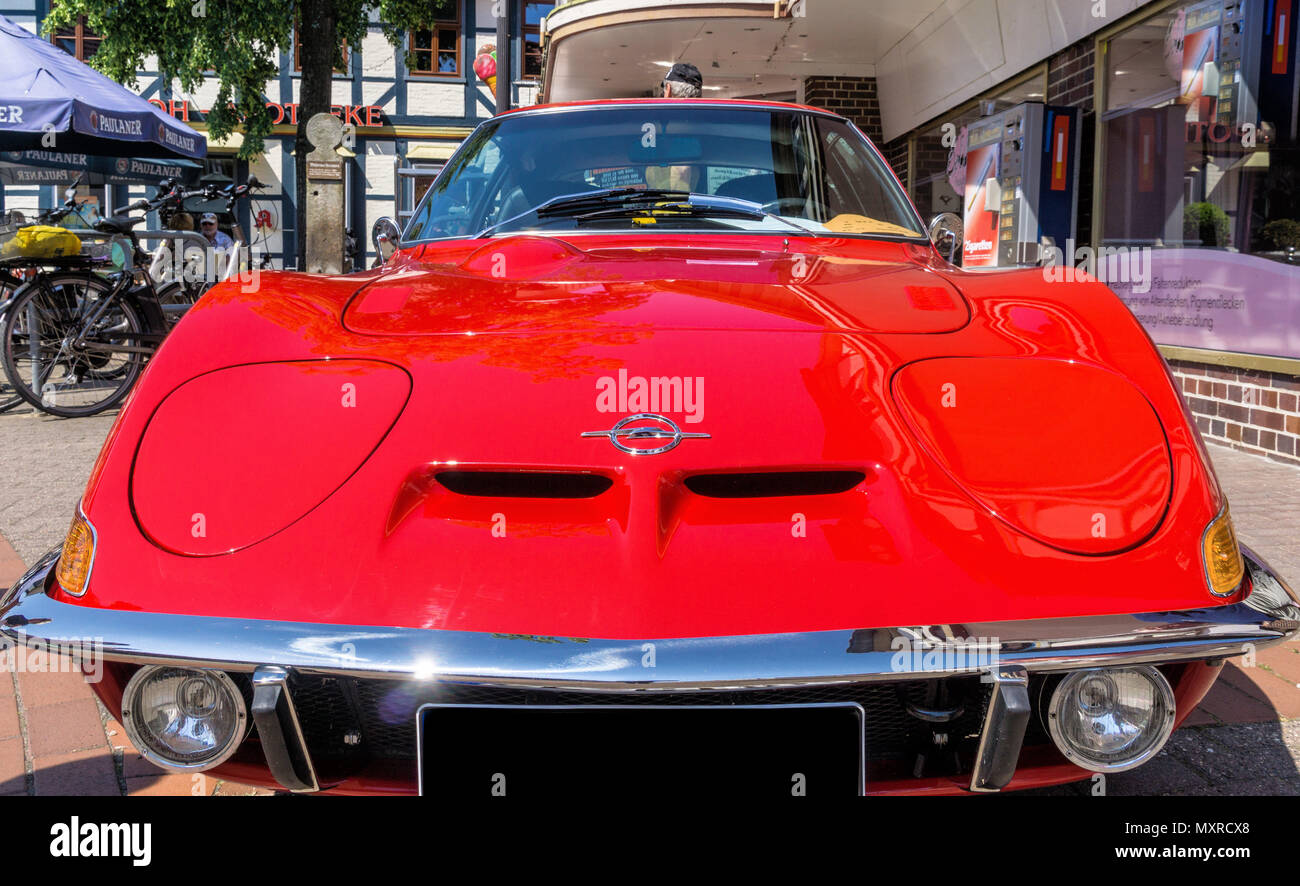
[0,177,263,417]
[0,197,105,414]
[150,175,269,305]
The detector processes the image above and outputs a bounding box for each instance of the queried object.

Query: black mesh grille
[278,673,1059,776]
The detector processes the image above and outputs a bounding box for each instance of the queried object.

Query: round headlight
[121,666,247,771]
[1047,666,1176,772]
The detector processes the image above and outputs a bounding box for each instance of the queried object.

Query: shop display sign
[1111,252,1300,361]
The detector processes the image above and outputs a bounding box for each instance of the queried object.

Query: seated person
[199,212,234,252]
[643,162,698,193]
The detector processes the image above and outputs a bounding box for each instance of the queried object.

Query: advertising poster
[1179,25,1217,103]
[961,141,1000,268]
[1110,252,1300,361]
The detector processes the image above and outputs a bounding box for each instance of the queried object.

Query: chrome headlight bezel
[121,665,248,772]
[1046,665,1176,773]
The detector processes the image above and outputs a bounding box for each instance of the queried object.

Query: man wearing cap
[199,212,234,252]
[646,62,703,192]
[661,63,703,98]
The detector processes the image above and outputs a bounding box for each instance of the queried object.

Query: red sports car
[3,99,1297,796]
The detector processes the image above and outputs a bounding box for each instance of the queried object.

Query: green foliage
[42,0,455,159]
[1182,201,1230,247]
[1256,218,1300,252]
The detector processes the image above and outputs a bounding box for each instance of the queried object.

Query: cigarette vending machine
[961,102,1081,268]
[1178,0,1265,136]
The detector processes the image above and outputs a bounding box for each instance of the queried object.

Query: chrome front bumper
[3,547,1296,795]
[2,546,1297,691]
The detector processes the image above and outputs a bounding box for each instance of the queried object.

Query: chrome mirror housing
[927,213,962,263]
[371,217,401,263]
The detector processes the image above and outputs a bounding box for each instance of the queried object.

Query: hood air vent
[435,471,613,499]
[684,471,865,498]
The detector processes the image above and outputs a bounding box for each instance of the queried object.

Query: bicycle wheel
[154,279,201,330]
[1,273,147,417]
[0,289,22,413]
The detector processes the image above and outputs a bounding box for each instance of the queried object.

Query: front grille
[270,672,1063,785]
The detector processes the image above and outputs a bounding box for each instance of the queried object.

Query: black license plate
[417,703,864,797]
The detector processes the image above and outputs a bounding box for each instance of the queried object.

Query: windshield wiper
[572,193,817,236]
[475,187,687,238]
[475,188,815,238]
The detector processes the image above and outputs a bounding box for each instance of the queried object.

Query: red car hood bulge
[83,235,1218,639]
[344,235,971,335]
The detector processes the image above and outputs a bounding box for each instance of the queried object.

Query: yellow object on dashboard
[1,225,82,259]
[823,214,922,237]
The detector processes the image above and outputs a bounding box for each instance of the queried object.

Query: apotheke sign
[148,99,386,128]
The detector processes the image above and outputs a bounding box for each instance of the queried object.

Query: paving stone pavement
[0,407,117,565]
[0,404,1296,796]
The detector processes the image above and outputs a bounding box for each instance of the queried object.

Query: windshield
[403,104,925,242]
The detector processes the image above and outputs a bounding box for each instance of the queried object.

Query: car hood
[343,235,971,335]
[79,237,1221,639]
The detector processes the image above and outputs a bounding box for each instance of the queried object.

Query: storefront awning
[406,142,459,161]
[206,132,244,154]
[0,151,201,187]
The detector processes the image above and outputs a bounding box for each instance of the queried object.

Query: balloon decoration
[474,44,498,94]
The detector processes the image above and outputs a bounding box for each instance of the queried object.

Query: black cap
[664,62,703,90]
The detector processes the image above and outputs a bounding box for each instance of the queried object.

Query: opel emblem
[581,413,710,455]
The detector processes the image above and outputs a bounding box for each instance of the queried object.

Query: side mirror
[64,184,78,203]
[371,217,400,263]
[927,212,963,264]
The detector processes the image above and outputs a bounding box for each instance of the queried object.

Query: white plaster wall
[363,140,398,265]
[406,80,467,117]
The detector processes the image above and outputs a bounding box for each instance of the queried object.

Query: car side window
[820,123,895,221]
[407,137,503,239]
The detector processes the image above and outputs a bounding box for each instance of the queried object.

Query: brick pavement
[0,406,270,796]
[0,404,1296,795]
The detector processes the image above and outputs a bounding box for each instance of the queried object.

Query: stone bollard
[303,112,346,275]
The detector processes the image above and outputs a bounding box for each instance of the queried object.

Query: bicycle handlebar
[110,174,265,221]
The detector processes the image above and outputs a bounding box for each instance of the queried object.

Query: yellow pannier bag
[0,225,82,259]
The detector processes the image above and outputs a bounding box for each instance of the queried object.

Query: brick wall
[1046,42,1095,110]
[1169,359,1300,466]
[803,76,882,144]
[882,138,909,189]
[802,75,910,183]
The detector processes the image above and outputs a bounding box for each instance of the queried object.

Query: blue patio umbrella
[0,15,205,160]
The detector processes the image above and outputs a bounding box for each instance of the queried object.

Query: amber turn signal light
[1202,505,1244,597]
[55,510,95,597]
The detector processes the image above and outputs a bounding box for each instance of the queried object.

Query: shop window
[1098,1,1292,257]
[521,2,555,79]
[293,25,349,74]
[51,15,101,62]
[204,158,236,180]
[409,3,462,77]
[1097,0,1300,360]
